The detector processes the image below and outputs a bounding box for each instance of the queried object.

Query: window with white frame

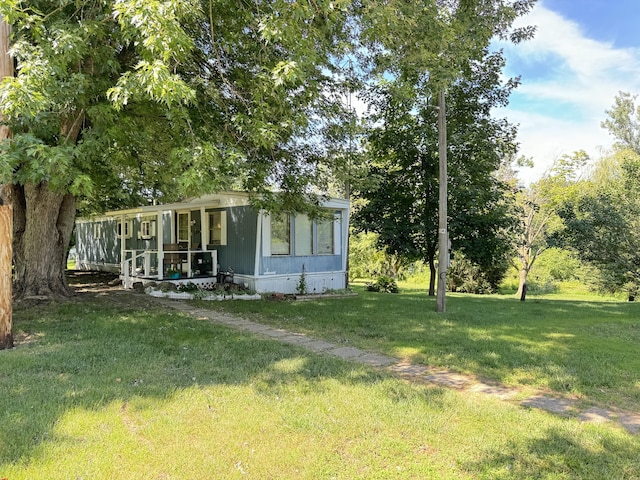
[208,211,227,246]
[270,214,291,255]
[294,214,313,256]
[317,216,335,255]
[93,223,102,238]
[177,212,189,243]
[117,220,132,239]
[140,220,155,239]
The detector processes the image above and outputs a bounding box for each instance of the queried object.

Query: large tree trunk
[516,268,528,302]
[8,183,76,299]
[1,18,79,301]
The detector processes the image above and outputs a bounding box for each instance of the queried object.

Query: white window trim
[333,213,342,256]
[177,211,190,243]
[262,211,342,258]
[268,213,291,256]
[262,213,271,257]
[117,220,133,239]
[140,220,156,239]
[208,210,227,246]
[317,216,335,255]
[294,213,314,256]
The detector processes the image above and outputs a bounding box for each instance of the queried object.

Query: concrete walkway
[157,298,640,435]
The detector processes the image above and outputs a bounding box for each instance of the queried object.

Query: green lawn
[1,291,639,479]
[197,284,640,413]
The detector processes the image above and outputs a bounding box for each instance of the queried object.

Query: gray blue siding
[210,206,257,275]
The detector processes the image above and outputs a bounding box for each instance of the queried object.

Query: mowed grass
[197,284,640,413]
[1,294,639,479]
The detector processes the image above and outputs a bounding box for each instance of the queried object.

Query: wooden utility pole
[0,18,11,141]
[1,18,13,349]
[436,89,448,313]
[0,205,12,349]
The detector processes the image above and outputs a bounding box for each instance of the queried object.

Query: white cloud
[494,1,640,182]
[506,110,612,182]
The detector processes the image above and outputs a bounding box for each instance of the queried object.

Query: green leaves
[555,145,640,295]
[113,0,199,64]
[271,61,301,87]
[109,0,199,108]
[0,133,80,190]
[108,60,196,109]
[602,91,640,154]
[0,0,204,207]
[361,0,535,93]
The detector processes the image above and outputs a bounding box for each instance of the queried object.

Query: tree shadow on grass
[213,288,640,411]
[463,424,640,478]
[437,295,640,406]
[1,294,448,468]
[330,292,640,409]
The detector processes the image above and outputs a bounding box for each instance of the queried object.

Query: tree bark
[1,17,79,300]
[517,268,528,301]
[9,183,76,299]
[0,205,12,349]
[428,255,436,296]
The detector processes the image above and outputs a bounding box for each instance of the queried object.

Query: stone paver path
[157,298,640,435]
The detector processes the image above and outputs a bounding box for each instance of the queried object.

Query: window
[117,221,132,239]
[140,220,155,239]
[93,223,102,238]
[208,211,227,246]
[294,214,313,256]
[317,216,334,255]
[270,214,291,255]
[177,212,189,243]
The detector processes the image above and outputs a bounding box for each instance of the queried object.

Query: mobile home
[75,192,350,294]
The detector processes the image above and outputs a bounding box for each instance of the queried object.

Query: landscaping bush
[366,275,399,293]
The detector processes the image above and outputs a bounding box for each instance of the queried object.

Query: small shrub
[156,282,178,292]
[366,275,399,293]
[448,256,497,294]
[177,282,200,293]
[296,266,308,295]
[191,288,209,300]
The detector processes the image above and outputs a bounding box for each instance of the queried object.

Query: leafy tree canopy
[0,0,353,298]
[0,0,353,214]
[353,45,524,294]
[556,148,640,297]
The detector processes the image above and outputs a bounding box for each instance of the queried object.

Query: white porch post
[157,210,164,280]
[201,205,207,250]
[144,252,151,277]
[120,214,126,277]
[254,213,262,277]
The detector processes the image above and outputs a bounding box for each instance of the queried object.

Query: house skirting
[112,273,346,295]
[242,271,347,295]
[77,262,346,295]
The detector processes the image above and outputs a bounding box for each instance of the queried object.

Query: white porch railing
[123,250,151,289]
[121,249,217,289]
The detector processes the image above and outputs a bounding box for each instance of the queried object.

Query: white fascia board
[96,192,348,219]
[322,198,350,209]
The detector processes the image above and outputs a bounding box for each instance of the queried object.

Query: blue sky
[495,0,640,182]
